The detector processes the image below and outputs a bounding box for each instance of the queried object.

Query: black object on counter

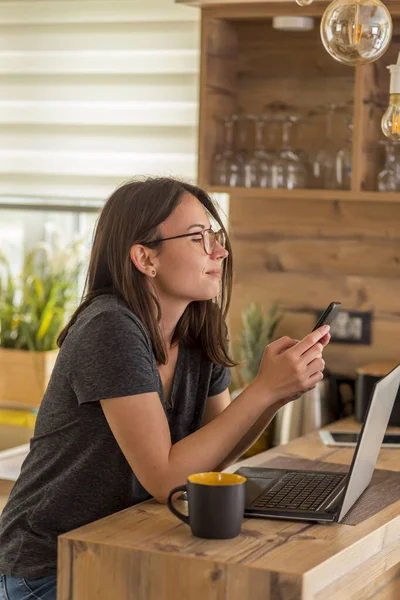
[355,362,400,426]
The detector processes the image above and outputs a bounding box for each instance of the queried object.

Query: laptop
[234,362,400,524]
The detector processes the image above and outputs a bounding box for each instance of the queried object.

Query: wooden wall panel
[235,19,354,179]
[232,239,400,279]
[235,19,351,80]
[353,28,400,193]
[229,196,400,239]
[230,309,400,377]
[233,273,400,316]
[199,17,355,187]
[194,9,400,379]
[198,17,238,185]
[184,1,400,19]
[228,196,400,376]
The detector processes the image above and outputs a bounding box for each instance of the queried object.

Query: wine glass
[271,116,307,189]
[312,104,339,189]
[243,115,274,188]
[211,115,242,187]
[236,115,252,187]
[377,140,400,191]
[335,116,353,190]
[292,115,313,188]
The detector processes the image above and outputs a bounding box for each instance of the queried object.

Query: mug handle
[167,485,189,525]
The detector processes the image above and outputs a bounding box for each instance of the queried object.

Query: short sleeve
[68,310,158,405]
[208,362,231,397]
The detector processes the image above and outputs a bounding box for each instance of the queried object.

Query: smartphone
[312,302,342,332]
[319,430,400,448]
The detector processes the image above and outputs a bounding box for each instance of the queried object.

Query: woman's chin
[194,289,220,302]
[183,278,221,302]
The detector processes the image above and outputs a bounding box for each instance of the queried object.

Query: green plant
[0,241,83,351]
[238,302,282,385]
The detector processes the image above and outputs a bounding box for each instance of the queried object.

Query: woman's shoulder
[69,294,151,345]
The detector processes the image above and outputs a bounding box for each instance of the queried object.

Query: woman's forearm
[160,327,328,502]
[215,401,278,471]
[162,381,272,501]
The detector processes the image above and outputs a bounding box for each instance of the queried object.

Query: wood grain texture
[58,418,400,600]
[228,196,400,238]
[232,237,400,278]
[227,195,400,375]
[231,308,400,376]
[353,32,400,193]
[198,16,238,185]
[179,0,400,20]
[0,479,14,515]
[210,188,400,203]
[313,554,400,600]
[0,349,58,408]
[195,9,400,379]
[232,273,400,315]
[198,15,355,187]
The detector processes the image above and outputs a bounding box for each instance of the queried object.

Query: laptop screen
[338,363,400,521]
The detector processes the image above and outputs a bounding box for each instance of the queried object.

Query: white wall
[0,0,200,203]
[0,1,230,276]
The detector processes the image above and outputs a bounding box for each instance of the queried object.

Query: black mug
[167,472,247,539]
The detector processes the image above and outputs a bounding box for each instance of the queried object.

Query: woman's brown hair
[58,177,237,367]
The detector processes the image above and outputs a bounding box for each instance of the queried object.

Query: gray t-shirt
[0,295,231,578]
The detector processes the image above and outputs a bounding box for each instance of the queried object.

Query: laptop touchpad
[235,467,281,506]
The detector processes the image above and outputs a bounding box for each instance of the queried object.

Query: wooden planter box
[0,349,58,408]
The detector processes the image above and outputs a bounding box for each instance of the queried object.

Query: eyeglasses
[144,228,226,256]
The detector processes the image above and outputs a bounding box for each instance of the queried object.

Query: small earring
[152,270,156,276]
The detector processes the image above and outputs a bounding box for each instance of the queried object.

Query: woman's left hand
[276,332,331,407]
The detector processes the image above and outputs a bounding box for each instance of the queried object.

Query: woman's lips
[206,271,221,278]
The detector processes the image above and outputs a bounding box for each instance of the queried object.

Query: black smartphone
[312,302,342,332]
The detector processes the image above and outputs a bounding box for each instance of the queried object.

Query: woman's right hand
[252,325,330,407]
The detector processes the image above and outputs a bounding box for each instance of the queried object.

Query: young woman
[0,177,329,600]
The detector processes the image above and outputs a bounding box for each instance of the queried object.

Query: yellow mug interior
[188,472,247,486]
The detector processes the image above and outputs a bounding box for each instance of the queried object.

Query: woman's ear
[130,245,157,277]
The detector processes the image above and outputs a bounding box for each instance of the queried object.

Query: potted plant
[233,302,282,458]
[0,241,82,408]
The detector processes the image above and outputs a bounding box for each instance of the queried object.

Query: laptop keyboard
[251,471,345,512]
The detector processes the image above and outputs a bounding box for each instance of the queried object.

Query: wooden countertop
[58,418,400,600]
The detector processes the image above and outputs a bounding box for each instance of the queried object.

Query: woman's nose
[212,243,229,260]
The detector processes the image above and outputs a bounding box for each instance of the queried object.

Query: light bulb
[381,53,400,140]
[320,0,392,66]
[296,0,314,5]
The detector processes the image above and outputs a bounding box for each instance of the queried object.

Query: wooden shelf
[208,187,400,203]
[178,0,400,19]
[192,4,400,197]
[181,0,400,376]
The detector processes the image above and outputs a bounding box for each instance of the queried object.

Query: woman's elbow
[153,492,168,505]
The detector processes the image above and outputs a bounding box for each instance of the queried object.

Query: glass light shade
[381,95,400,140]
[296,0,314,5]
[320,0,392,66]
